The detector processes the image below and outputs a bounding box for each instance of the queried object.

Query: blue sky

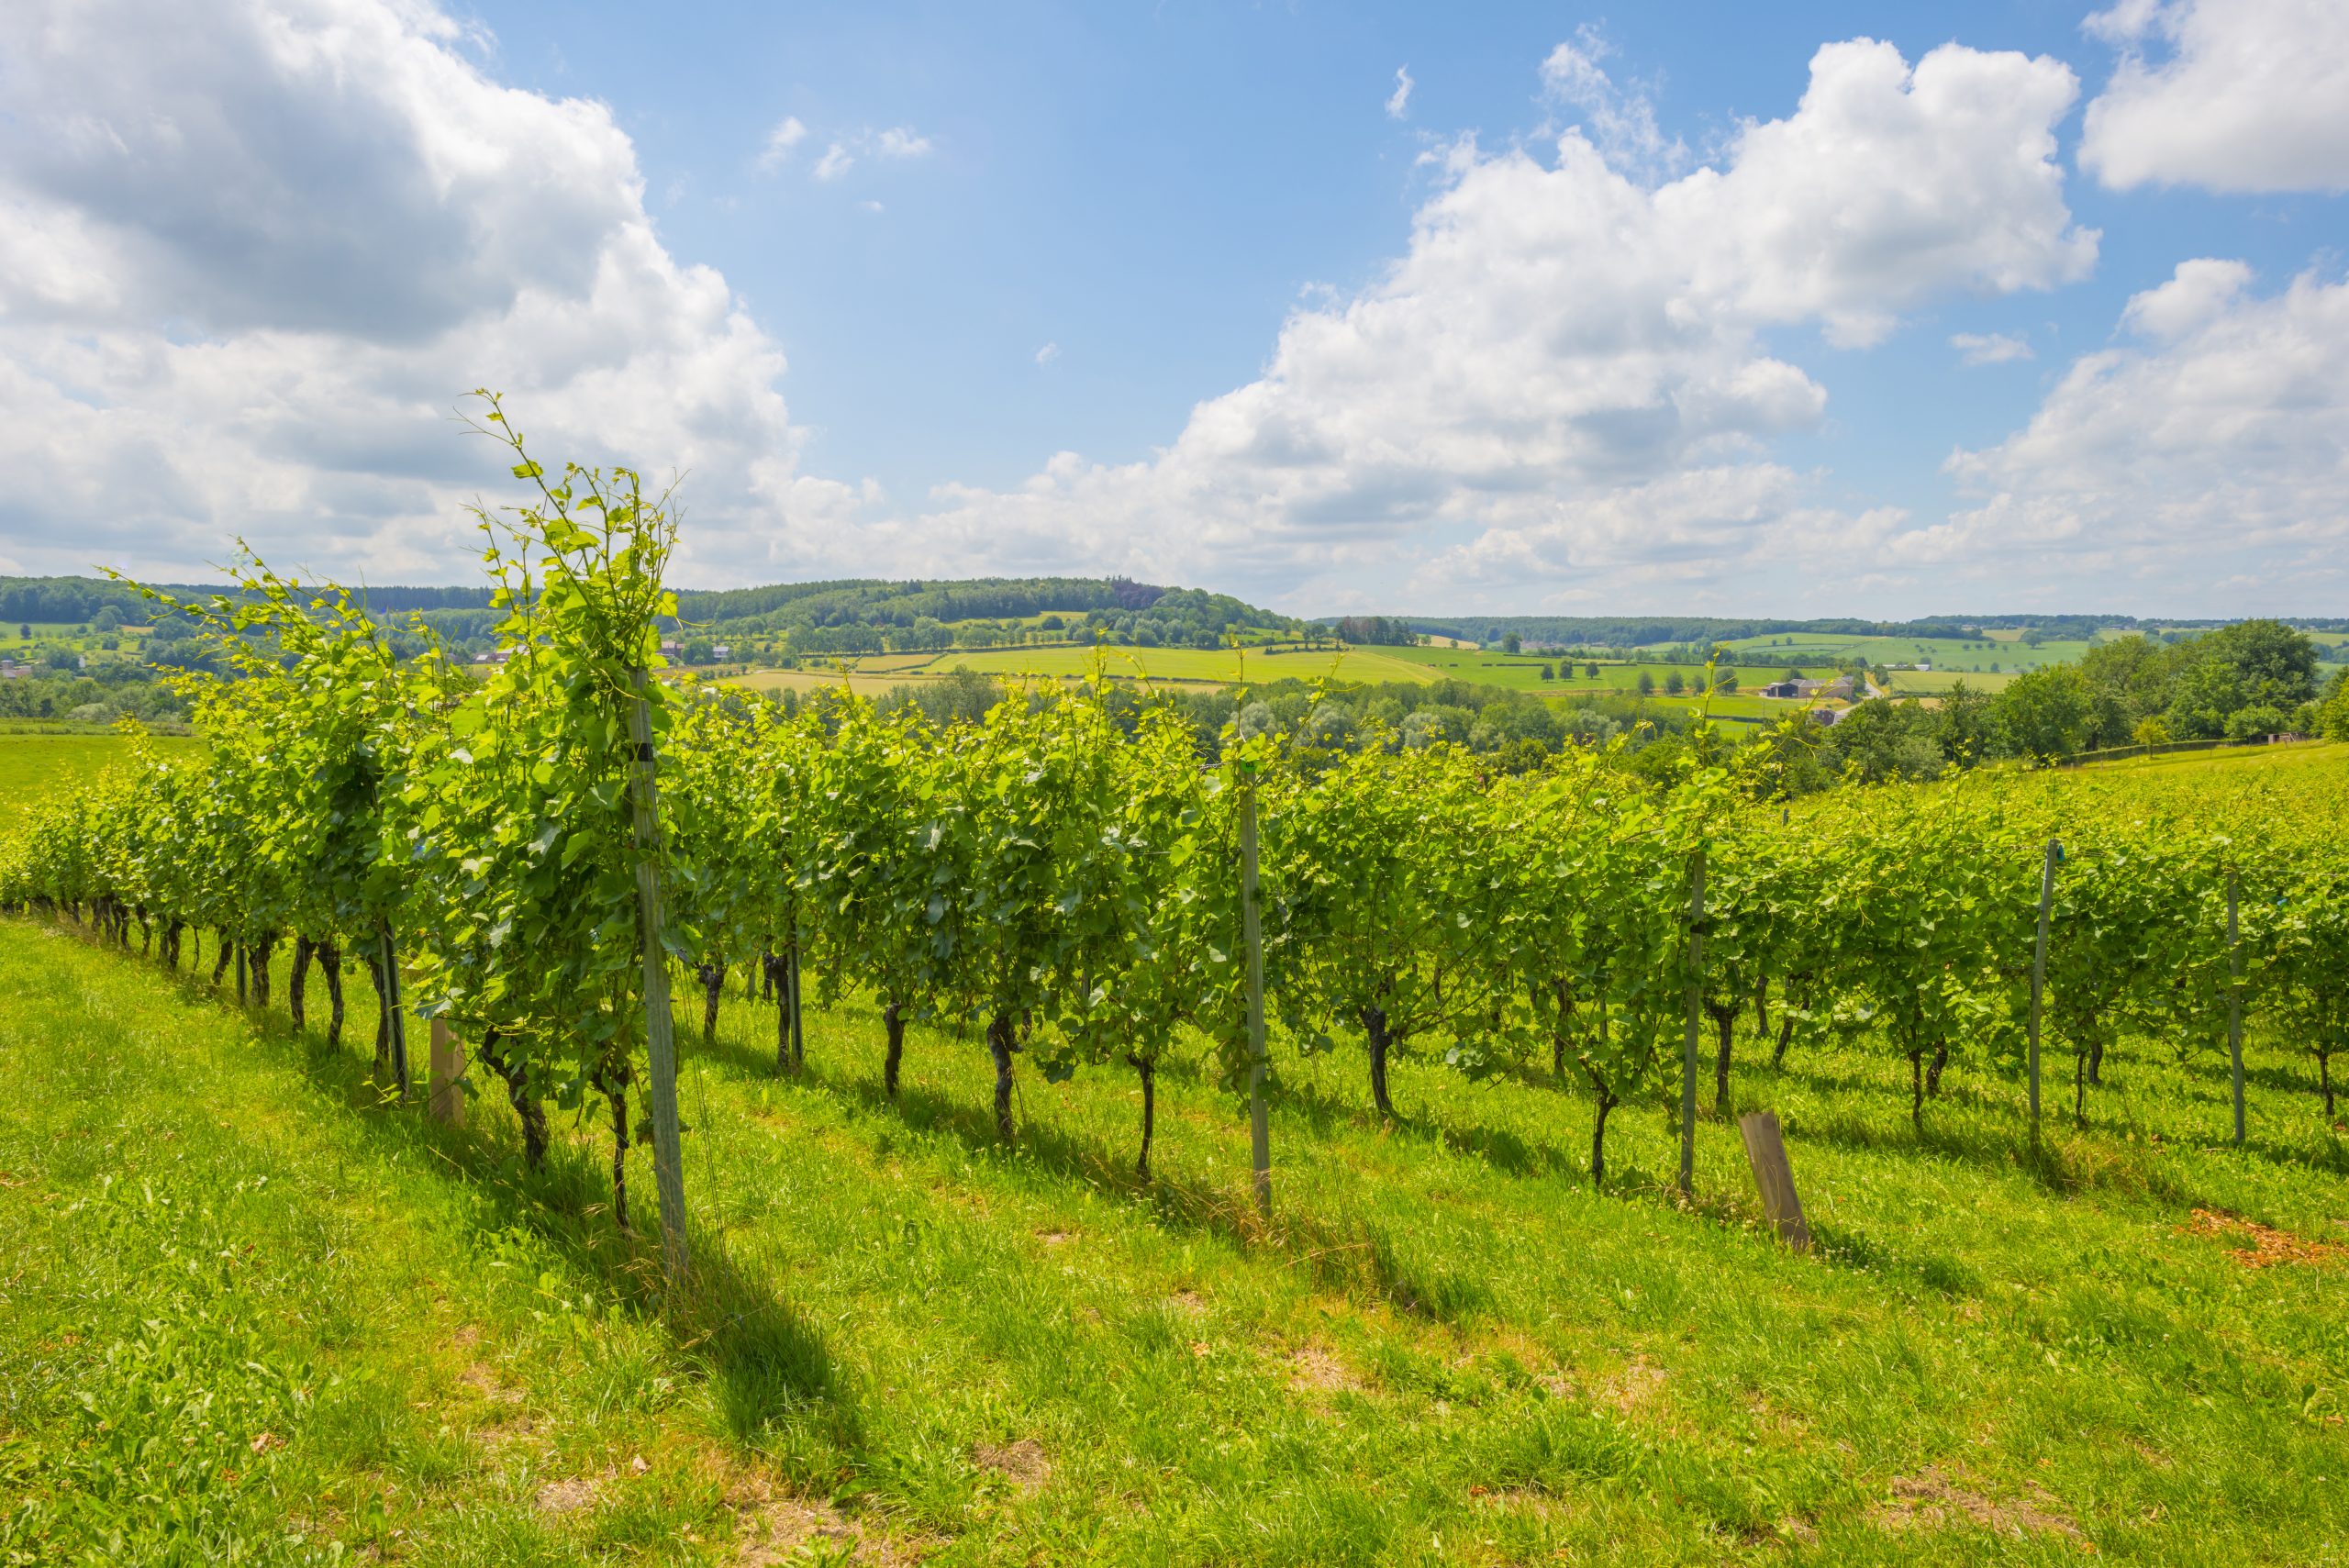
[1,0,2344,616]
[468,0,2335,513]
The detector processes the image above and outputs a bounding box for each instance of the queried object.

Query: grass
[931,643,1440,687]
[1884,670,2017,696]
[0,731,198,827]
[2066,738,2349,779]
[4,879,2344,1561]
[729,646,1819,723]
[1717,633,2090,678]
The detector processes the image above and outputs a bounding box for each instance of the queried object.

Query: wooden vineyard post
[2228,868,2244,1149]
[626,668,690,1284]
[1239,761,1271,1219]
[2030,840,2057,1137]
[1680,849,1706,1196]
[1738,1111,1810,1251]
[788,929,805,1072]
[379,922,409,1101]
[428,1018,465,1128]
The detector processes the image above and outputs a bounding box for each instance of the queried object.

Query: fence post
[1240,762,1271,1219]
[379,922,408,1102]
[2030,840,2056,1135]
[1738,1111,1810,1251]
[626,668,690,1284]
[1680,848,1706,1196]
[2228,868,2244,1149]
[787,926,805,1071]
[428,1018,465,1128]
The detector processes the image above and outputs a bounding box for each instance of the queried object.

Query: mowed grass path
[3,911,2344,1563]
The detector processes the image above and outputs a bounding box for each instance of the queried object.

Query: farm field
[934,642,1419,686]
[1715,632,2094,678]
[4,884,2343,1565]
[1883,669,2016,695]
[2065,738,2349,780]
[0,730,197,827]
[730,643,1831,723]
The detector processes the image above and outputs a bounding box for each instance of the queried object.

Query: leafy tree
[1991,666,2094,762]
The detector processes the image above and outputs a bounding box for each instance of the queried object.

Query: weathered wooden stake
[627,668,690,1284]
[1738,1110,1810,1251]
[428,1018,465,1129]
[1679,849,1706,1195]
[2227,868,2244,1149]
[2029,840,2056,1135]
[1240,764,1272,1219]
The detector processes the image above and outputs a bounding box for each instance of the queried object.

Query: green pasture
[2066,738,2349,780]
[0,730,198,828]
[932,643,1431,687]
[1717,632,2094,676]
[1884,669,2017,695]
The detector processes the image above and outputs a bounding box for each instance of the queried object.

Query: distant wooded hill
[1370,613,2349,648]
[0,573,1308,658]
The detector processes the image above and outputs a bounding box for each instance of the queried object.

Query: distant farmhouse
[1758,674,1857,701]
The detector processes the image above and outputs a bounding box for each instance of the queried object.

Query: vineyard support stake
[628,667,691,1283]
[1737,1110,1810,1251]
[428,1018,465,1128]
[1240,763,1271,1219]
[1680,848,1706,1196]
[788,931,805,1071]
[2227,868,2243,1149]
[2030,840,2056,1137]
[379,922,408,1101]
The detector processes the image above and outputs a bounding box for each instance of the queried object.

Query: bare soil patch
[1869,1466,2080,1539]
[533,1475,598,1516]
[2179,1208,2343,1268]
[973,1438,1051,1491]
[1287,1342,1366,1395]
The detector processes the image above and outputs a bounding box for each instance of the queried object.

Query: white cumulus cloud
[1539,28,1687,184]
[1951,332,2034,365]
[1386,67,1413,120]
[2080,0,2349,193]
[0,0,841,585]
[1944,261,2349,606]
[757,115,807,172]
[813,142,855,182]
[885,38,2098,608]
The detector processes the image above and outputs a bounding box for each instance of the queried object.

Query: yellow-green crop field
[0,730,199,828]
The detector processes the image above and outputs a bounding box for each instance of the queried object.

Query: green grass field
[0,730,198,827]
[933,643,1439,687]
[4,738,2345,1561]
[733,645,1832,725]
[1883,670,2017,696]
[2066,738,2349,779]
[1715,633,2093,678]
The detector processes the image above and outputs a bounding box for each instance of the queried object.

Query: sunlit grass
[3,911,2342,1563]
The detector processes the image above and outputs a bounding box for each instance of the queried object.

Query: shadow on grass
[89,931,863,1452]
[689,1022,1502,1324]
[1252,1055,1596,1185]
